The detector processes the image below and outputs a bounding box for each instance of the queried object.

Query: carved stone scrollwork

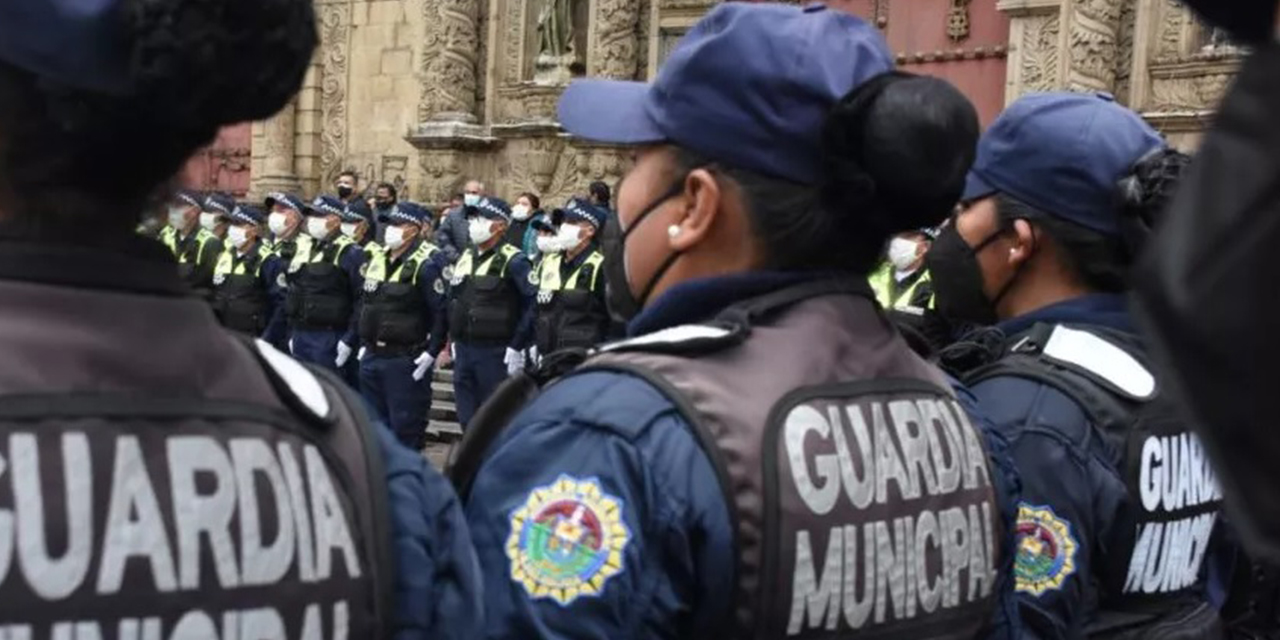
[1148,73,1233,111]
[496,85,563,124]
[420,0,481,122]
[1019,13,1061,94]
[319,3,349,188]
[591,0,642,79]
[1156,0,1188,62]
[1066,0,1122,93]
[419,151,466,207]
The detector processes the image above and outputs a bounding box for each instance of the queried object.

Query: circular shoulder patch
[434,278,446,295]
[277,273,288,288]
[1014,504,1078,597]
[442,265,455,281]
[359,262,370,277]
[528,270,540,285]
[507,475,631,606]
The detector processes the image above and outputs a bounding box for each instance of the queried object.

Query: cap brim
[557,80,665,144]
[961,171,998,204]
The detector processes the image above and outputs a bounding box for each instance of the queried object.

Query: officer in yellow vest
[868,228,935,314]
[210,204,283,338]
[159,188,223,297]
[342,197,382,254]
[286,195,367,373]
[357,203,450,449]
[199,191,233,241]
[532,197,610,363]
[448,196,538,428]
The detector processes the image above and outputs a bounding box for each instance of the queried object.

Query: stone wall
[251,0,1245,204]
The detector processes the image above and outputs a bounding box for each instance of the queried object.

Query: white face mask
[340,222,359,239]
[557,222,585,251]
[227,225,250,249]
[268,212,290,237]
[385,226,411,251]
[306,216,332,241]
[468,218,495,245]
[463,193,482,207]
[199,212,222,232]
[511,204,531,221]
[167,206,189,230]
[887,237,921,271]
[535,234,561,254]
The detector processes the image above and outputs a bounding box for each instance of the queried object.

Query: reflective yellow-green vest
[533,249,608,353]
[449,243,522,344]
[868,261,934,312]
[360,241,442,348]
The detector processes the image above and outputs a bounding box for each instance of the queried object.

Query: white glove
[412,352,435,381]
[358,346,368,361]
[504,347,526,376]
[335,341,353,367]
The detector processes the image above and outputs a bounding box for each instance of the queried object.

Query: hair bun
[1117,147,1191,256]
[822,73,980,233]
[127,0,318,128]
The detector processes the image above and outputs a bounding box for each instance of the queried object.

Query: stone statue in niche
[534,0,577,85]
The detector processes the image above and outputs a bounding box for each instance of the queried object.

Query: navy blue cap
[560,197,608,229]
[556,2,893,185]
[306,195,345,217]
[229,204,266,226]
[264,192,306,214]
[341,199,375,225]
[387,203,429,226]
[203,192,236,216]
[467,197,512,223]
[963,92,1164,236]
[531,213,558,234]
[172,189,204,209]
[0,0,133,95]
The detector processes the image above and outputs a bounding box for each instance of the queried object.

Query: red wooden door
[829,0,1009,126]
[179,123,252,197]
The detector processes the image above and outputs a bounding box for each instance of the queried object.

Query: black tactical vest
[0,276,394,638]
[962,323,1224,639]
[213,249,270,335]
[287,241,354,330]
[360,256,429,350]
[455,280,1005,639]
[534,254,608,354]
[448,245,521,346]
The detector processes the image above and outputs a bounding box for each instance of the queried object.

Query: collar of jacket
[0,231,186,297]
[627,270,831,337]
[998,292,1134,336]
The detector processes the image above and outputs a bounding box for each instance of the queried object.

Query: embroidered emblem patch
[537,289,553,305]
[212,273,226,286]
[507,475,631,606]
[363,279,379,293]
[529,270,540,285]
[359,262,370,277]
[276,273,288,288]
[434,278,446,295]
[1014,504,1078,596]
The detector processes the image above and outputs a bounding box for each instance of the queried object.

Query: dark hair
[668,72,978,274]
[338,170,358,181]
[993,148,1190,294]
[375,182,397,199]
[518,192,541,210]
[0,0,317,240]
[589,181,610,206]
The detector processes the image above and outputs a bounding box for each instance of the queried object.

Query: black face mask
[925,223,1021,326]
[375,199,394,209]
[602,178,689,324]
[337,185,354,199]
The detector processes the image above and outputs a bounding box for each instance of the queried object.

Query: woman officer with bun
[456,3,1021,639]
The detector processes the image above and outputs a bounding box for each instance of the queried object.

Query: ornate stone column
[999,0,1125,103]
[250,98,303,197]
[419,0,483,124]
[589,0,642,79]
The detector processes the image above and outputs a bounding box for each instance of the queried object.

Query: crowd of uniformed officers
[147,177,613,449]
[5,0,1280,638]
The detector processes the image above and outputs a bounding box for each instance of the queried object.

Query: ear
[1006,218,1038,269]
[669,167,722,252]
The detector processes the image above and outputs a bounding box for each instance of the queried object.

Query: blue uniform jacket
[259,247,288,349]
[967,294,1209,639]
[332,239,368,347]
[373,412,485,639]
[464,271,1022,639]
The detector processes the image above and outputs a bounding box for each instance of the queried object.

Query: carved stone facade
[248,0,1241,205]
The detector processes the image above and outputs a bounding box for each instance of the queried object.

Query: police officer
[448,196,537,428]
[531,197,609,361]
[287,195,366,373]
[200,191,233,241]
[0,0,481,636]
[262,191,311,351]
[160,188,223,296]
[211,203,283,338]
[342,197,381,252]
[869,229,934,313]
[456,5,1020,638]
[358,203,450,450]
[927,93,1224,637]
